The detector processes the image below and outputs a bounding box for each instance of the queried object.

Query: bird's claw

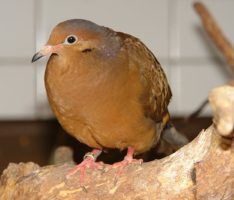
[106,147,143,184]
[66,149,104,185]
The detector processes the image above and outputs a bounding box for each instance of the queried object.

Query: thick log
[0,86,234,200]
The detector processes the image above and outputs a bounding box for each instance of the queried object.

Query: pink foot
[66,149,104,184]
[107,147,143,180]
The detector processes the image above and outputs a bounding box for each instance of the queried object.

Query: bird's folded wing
[117,32,172,122]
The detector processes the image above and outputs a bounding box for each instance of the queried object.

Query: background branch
[194,2,234,73]
[183,2,234,121]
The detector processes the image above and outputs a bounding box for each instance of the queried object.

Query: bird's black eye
[65,35,78,45]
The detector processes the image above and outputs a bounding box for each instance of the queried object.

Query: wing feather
[117,32,172,122]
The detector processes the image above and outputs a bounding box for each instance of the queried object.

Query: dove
[32,19,172,182]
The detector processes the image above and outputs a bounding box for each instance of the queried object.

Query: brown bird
[32,19,172,179]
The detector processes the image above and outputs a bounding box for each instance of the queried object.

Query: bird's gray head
[32,19,122,62]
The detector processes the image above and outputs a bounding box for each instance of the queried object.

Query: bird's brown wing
[117,32,172,123]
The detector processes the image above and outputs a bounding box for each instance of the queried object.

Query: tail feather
[156,122,189,155]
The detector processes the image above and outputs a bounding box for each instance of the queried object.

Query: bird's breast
[44,55,157,153]
[45,56,130,119]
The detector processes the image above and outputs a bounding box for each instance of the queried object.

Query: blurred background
[0,0,233,172]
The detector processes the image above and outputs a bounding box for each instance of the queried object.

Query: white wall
[0,0,233,119]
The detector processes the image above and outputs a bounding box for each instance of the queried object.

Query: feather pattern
[117,32,172,122]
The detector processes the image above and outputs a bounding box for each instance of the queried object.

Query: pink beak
[32,44,62,63]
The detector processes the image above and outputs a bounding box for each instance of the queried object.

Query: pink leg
[107,147,143,178]
[122,147,141,163]
[66,149,104,184]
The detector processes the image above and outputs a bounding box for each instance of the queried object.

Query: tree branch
[182,2,234,122]
[194,2,234,73]
[0,86,234,200]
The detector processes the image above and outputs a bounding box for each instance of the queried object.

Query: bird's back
[116,31,172,123]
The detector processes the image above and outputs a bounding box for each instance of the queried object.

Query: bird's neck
[99,28,123,59]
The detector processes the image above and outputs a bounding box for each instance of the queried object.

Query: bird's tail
[156,121,189,156]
